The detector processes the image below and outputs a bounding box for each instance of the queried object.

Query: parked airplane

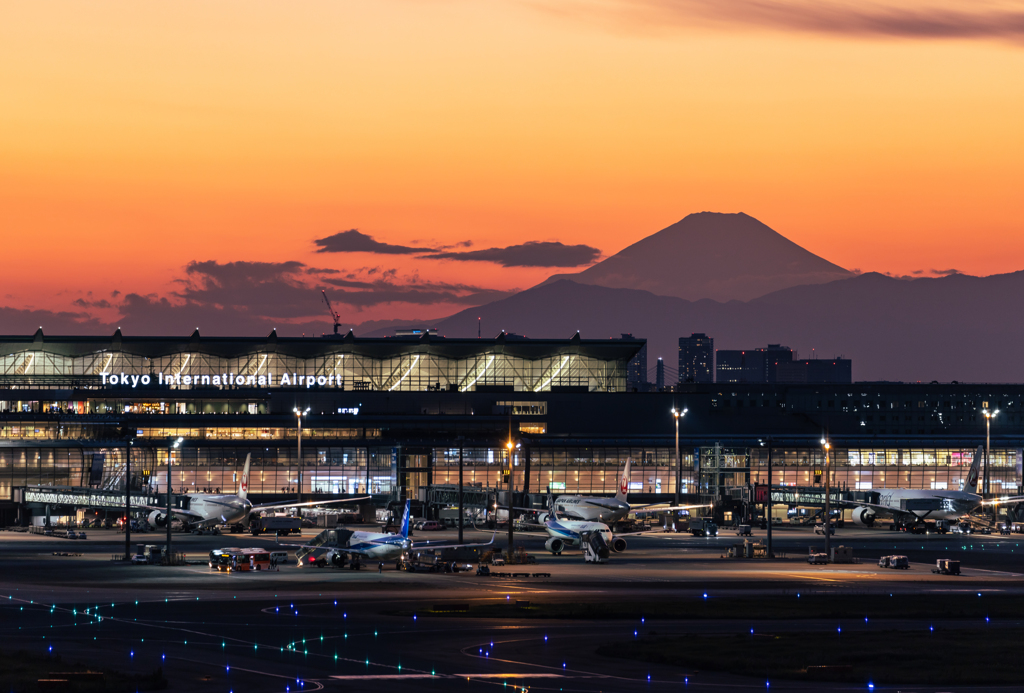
[540,460,707,523]
[541,517,663,555]
[289,500,495,568]
[841,446,1023,526]
[141,454,367,529]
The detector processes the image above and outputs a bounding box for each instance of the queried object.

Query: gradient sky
[2,1,1023,334]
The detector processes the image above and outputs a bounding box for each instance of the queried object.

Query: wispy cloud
[314,229,434,255]
[421,241,602,267]
[565,0,1024,41]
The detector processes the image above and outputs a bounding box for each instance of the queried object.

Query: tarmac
[2,523,1022,692]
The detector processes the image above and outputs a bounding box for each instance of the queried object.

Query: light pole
[167,437,182,557]
[457,437,465,545]
[125,438,133,561]
[293,407,310,510]
[822,437,831,560]
[760,437,773,559]
[982,408,999,496]
[506,439,515,560]
[671,407,687,507]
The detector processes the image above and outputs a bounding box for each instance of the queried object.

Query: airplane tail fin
[399,500,411,539]
[962,446,983,493]
[615,459,631,502]
[238,453,251,499]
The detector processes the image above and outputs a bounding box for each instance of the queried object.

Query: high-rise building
[620,334,648,391]
[715,344,794,384]
[656,357,665,390]
[678,333,714,383]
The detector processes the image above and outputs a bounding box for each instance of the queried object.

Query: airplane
[140,454,368,530]
[540,517,663,555]
[840,446,1024,527]
[538,459,708,523]
[288,500,496,569]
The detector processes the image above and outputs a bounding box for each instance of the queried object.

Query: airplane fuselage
[868,488,981,520]
[544,519,614,547]
[185,494,252,525]
[551,495,630,523]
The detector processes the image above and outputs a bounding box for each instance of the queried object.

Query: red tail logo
[241,476,248,494]
[620,473,628,495]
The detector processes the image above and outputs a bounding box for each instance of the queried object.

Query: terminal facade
[1,330,1022,523]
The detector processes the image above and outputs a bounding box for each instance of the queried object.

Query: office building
[678,333,714,384]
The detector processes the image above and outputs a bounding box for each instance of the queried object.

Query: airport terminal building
[1,330,1023,524]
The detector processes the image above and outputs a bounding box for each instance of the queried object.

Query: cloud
[420,241,602,267]
[314,229,434,255]
[0,306,109,335]
[930,268,961,276]
[72,298,113,309]
[577,1,1024,42]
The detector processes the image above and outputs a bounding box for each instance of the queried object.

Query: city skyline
[2,1,1023,334]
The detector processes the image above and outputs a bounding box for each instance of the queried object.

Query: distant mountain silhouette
[413,272,1024,383]
[540,212,853,302]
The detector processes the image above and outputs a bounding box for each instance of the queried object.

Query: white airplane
[540,514,667,556]
[288,500,495,568]
[841,446,1024,527]
[541,460,708,523]
[141,454,368,529]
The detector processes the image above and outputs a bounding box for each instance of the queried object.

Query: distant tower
[678,333,714,383]
[656,357,665,390]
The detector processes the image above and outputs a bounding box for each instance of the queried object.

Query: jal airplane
[141,454,367,529]
[289,500,495,568]
[542,460,707,523]
[841,446,1023,527]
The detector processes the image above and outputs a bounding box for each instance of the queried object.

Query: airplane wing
[629,503,711,515]
[409,532,497,551]
[136,504,205,520]
[982,496,1024,506]
[251,496,371,512]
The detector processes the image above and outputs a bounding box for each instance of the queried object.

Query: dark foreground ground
[2,524,1022,692]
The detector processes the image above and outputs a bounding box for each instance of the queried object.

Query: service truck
[250,515,302,536]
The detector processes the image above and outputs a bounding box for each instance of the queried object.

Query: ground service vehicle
[878,555,910,569]
[240,548,271,571]
[250,515,301,536]
[735,525,752,536]
[932,558,961,575]
[807,553,828,565]
[689,518,719,537]
[580,530,610,563]
[269,550,288,565]
[814,523,836,535]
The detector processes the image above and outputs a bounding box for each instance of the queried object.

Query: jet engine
[611,537,627,553]
[147,510,167,528]
[851,507,876,527]
[328,551,348,568]
[544,537,565,554]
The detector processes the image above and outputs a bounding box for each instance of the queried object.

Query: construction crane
[321,290,342,335]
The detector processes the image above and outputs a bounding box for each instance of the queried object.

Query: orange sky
[1,1,1023,330]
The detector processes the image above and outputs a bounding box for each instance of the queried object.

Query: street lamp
[167,437,183,557]
[671,408,688,507]
[506,439,515,560]
[821,437,831,559]
[982,408,999,496]
[759,437,773,559]
[293,407,310,507]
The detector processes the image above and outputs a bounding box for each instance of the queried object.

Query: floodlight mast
[321,290,342,335]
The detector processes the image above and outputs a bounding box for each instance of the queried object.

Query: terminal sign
[100,371,345,390]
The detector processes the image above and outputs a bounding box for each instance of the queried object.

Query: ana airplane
[841,446,1024,527]
[290,500,495,569]
[541,460,707,523]
[141,454,367,529]
[541,517,663,555]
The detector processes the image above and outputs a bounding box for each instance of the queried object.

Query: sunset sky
[2,1,1023,335]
